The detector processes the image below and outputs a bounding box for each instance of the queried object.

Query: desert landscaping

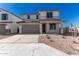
[39,34,79,55]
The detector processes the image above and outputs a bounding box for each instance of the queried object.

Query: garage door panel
[22,24,40,34]
[0,24,8,34]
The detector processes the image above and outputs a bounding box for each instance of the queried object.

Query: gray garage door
[22,24,40,34]
[0,24,7,34]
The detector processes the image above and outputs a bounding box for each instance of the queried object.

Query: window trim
[49,23,56,30]
[46,12,53,18]
[1,14,8,20]
[27,15,30,19]
[36,15,39,19]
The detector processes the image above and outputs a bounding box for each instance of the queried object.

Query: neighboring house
[69,26,79,33]
[18,10,64,34]
[0,9,22,34]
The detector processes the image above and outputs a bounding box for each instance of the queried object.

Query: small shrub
[73,41,79,44]
[50,40,54,42]
[46,34,50,39]
[62,36,66,39]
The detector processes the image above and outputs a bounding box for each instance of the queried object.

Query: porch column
[19,24,22,34]
[60,23,64,34]
[40,24,42,34]
[46,23,49,34]
[56,24,59,34]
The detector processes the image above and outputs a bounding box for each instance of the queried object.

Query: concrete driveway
[0,34,68,56]
[0,43,67,56]
[0,34,39,43]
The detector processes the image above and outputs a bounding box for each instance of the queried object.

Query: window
[2,14,8,20]
[27,15,30,19]
[47,12,52,18]
[36,15,39,19]
[50,23,56,30]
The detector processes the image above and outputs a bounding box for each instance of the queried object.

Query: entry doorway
[42,24,46,33]
[17,28,19,33]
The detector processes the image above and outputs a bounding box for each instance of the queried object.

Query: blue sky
[0,3,79,27]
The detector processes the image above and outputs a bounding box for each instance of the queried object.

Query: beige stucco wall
[30,15,37,19]
[7,23,19,33]
[39,11,47,19]
[21,14,28,20]
[53,11,59,19]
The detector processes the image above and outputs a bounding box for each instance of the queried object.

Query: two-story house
[18,10,64,34]
[0,9,63,34]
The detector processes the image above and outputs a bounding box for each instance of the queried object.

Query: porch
[19,20,63,34]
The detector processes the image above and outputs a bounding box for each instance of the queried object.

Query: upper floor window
[36,15,39,19]
[50,23,56,30]
[27,15,30,19]
[2,14,8,20]
[47,12,52,18]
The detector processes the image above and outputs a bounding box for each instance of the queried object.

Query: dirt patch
[38,34,79,55]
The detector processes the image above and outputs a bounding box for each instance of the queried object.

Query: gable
[0,9,22,22]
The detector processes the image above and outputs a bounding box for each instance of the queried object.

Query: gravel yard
[38,34,79,55]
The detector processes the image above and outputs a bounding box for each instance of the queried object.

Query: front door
[17,28,19,33]
[42,24,46,33]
